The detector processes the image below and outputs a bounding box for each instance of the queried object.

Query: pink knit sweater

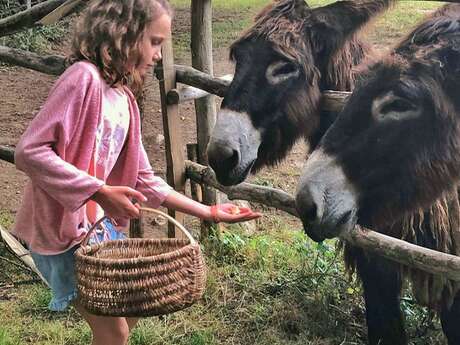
[13,61,172,255]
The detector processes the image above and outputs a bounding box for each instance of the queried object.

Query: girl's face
[136,12,171,76]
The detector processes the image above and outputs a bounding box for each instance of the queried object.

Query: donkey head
[295,4,460,242]
[207,0,393,186]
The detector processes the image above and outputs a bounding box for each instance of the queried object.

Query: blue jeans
[30,219,126,311]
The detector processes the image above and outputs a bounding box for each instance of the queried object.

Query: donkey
[207,0,393,186]
[296,4,460,344]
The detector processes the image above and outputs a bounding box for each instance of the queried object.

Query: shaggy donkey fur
[207,0,392,185]
[297,4,460,344]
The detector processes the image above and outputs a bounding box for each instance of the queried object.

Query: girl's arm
[161,190,262,223]
[136,143,261,223]
[15,63,106,212]
[161,190,211,220]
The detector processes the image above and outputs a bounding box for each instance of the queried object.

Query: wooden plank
[191,0,217,238]
[129,218,143,238]
[167,75,233,104]
[0,145,15,164]
[186,160,298,216]
[38,0,83,26]
[157,37,186,238]
[0,0,69,37]
[0,45,66,75]
[0,225,49,286]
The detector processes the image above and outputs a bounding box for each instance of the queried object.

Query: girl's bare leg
[73,302,137,345]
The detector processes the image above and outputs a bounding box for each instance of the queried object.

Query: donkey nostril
[305,203,318,222]
[296,189,319,224]
[208,144,240,172]
[222,148,239,171]
[336,210,352,227]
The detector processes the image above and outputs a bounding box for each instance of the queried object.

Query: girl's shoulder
[62,60,104,85]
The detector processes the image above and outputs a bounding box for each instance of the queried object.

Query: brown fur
[230,0,392,162]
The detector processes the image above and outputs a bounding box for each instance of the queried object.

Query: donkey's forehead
[232,1,311,50]
[230,34,308,66]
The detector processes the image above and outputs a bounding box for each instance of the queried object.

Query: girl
[12,0,261,344]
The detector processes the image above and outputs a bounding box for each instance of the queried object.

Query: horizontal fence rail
[185,159,460,281]
[0,47,353,110]
[0,45,66,75]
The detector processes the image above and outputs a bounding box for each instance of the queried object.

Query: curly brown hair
[68,0,172,95]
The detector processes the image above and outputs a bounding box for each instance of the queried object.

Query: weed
[0,327,18,345]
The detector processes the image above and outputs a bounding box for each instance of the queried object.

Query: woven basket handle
[81,216,109,247]
[139,207,196,245]
[80,208,196,246]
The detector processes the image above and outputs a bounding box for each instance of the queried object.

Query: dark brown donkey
[296,4,460,344]
[207,0,393,186]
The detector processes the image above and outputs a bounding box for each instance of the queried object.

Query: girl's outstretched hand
[210,203,262,224]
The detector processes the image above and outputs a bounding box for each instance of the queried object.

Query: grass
[0,0,450,344]
[0,225,366,345]
[0,223,446,344]
[368,1,445,47]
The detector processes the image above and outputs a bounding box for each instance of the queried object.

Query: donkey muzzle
[295,149,359,242]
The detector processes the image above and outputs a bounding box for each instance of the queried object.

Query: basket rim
[75,238,201,266]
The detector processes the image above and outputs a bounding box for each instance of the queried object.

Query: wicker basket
[75,207,206,317]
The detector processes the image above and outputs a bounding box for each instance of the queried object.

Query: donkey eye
[266,61,300,85]
[380,99,415,114]
[273,62,297,76]
[372,92,420,122]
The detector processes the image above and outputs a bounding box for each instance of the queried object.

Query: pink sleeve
[14,63,104,212]
[135,142,172,208]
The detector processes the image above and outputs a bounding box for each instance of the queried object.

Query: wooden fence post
[191,0,218,239]
[158,37,186,238]
[186,143,202,203]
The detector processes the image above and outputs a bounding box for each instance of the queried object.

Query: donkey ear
[439,44,460,77]
[257,0,310,21]
[310,0,393,57]
[291,0,310,16]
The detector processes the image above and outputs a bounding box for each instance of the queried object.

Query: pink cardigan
[13,61,172,255]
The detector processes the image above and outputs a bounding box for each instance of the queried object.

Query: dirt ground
[0,8,306,238]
